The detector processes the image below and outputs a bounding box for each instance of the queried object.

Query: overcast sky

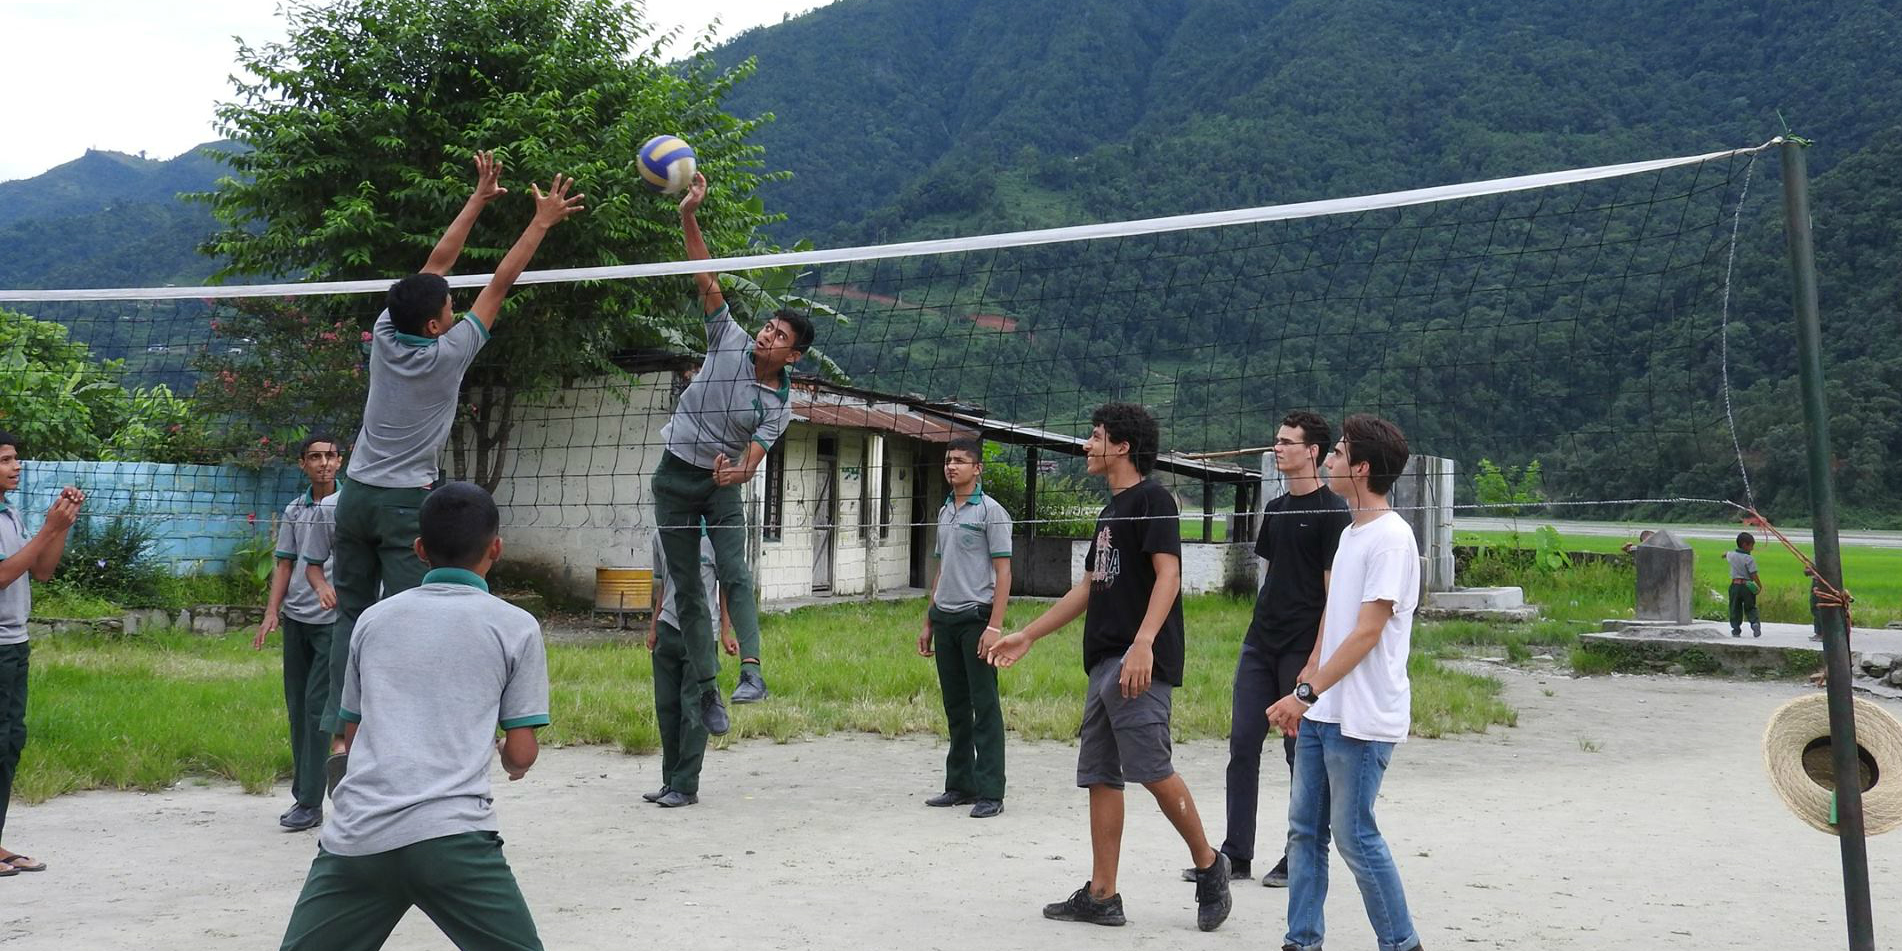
[0,0,833,182]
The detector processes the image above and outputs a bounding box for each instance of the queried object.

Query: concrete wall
[19,460,305,575]
[493,373,930,605]
[489,374,676,597]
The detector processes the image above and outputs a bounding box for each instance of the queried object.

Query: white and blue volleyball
[637,135,697,194]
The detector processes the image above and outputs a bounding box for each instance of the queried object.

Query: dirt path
[4,669,1897,949]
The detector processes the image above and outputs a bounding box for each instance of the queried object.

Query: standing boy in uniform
[919,438,1011,819]
[0,433,83,877]
[255,434,343,831]
[1726,532,1763,639]
[644,520,724,808]
[278,482,550,951]
[986,403,1232,932]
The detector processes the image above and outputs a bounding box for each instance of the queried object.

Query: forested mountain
[4,0,1901,521]
[0,146,225,288]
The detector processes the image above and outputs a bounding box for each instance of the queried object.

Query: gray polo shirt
[275,489,338,625]
[346,309,490,489]
[932,485,1013,612]
[324,568,550,857]
[652,529,719,633]
[0,504,30,646]
[659,305,793,469]
[1726,549,1759,581]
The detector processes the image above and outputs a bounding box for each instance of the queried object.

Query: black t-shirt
[1083,479,1187,687]
[1245,486,1352,654]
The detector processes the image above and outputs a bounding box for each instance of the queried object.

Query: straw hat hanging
[1762,693,1902,836]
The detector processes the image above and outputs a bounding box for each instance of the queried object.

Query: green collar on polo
[943,483,986,508]
[422,567,490,592]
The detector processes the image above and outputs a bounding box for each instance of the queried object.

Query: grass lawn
[1456,528,1900,627]
[16,596,1514,803]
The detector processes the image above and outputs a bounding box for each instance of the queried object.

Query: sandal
[1,854,45,872]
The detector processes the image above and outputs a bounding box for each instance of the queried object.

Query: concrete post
[1634,529,1695,624]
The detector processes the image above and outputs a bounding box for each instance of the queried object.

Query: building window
[763,442,785,542]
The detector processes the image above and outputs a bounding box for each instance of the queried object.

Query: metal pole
[1781,136,1874,951]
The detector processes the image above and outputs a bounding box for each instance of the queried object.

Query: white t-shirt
[1304,511,1420,743]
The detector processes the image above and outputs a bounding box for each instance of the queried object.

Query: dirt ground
[4,668,1898,950]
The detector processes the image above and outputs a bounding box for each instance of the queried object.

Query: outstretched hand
[678,172,707,217]
[530,175,586,229]
[983,631,1031,668]
[472,151,508,204]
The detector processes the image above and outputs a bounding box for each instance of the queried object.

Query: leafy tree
[191,299,371,466]
[1473,458,1545,545]
[0,308,201,462]
[196,0,779,489]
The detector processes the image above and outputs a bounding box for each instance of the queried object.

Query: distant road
[1455,517,1902,550]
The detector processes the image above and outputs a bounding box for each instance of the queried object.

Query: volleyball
[638,135,698,194]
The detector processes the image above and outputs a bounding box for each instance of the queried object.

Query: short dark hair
[1737,531,1755,548]
[1340,413,1409,496]
[419,481,500,569]
[0,431,18,454]
[1091,402,1160,475]
[1280,410,1331,450]
[945,437,983,463]
[773,308,817,353]
[298,433,340,457]
[387,273,451,336]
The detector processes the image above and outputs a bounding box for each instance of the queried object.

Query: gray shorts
[1076,655,1175,789]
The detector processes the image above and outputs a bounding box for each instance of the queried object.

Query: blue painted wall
[16,461,308,575]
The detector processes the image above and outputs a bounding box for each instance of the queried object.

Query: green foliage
[973,443,1098,537]
[196,0,780,488]
[0,308,204,462]
[55,504,169,606]
[1569,647,1619,676]
[228,528,280,600]
[1533,524,1573,573]
[1473,458,1545,541]
[191,300,368,465]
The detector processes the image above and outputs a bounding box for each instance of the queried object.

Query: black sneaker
[642,786,672,803]
[1193,853,1233,932]
[969,799,1004,818]
[925,790,975,807]
[699,689,730,736]
[1042,883,1126,926]
[1262,854,1289,888]
[1180,854,1250,881]
[656,789,699,808]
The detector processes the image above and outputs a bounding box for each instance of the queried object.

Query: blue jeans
[1285,719,1419,951]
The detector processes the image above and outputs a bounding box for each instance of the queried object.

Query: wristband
[984,626,1002,633]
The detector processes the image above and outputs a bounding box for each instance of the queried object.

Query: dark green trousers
[652,620,710,795]
[930,604,1006,800]
[651,452,761,685]
[326,479,432,733]
[1729,581,1760,635]
[280,831,541,951]
[0,642,26,842]
[281,617,333,808]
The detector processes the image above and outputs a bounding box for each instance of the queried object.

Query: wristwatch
[1293,682,1318,705]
